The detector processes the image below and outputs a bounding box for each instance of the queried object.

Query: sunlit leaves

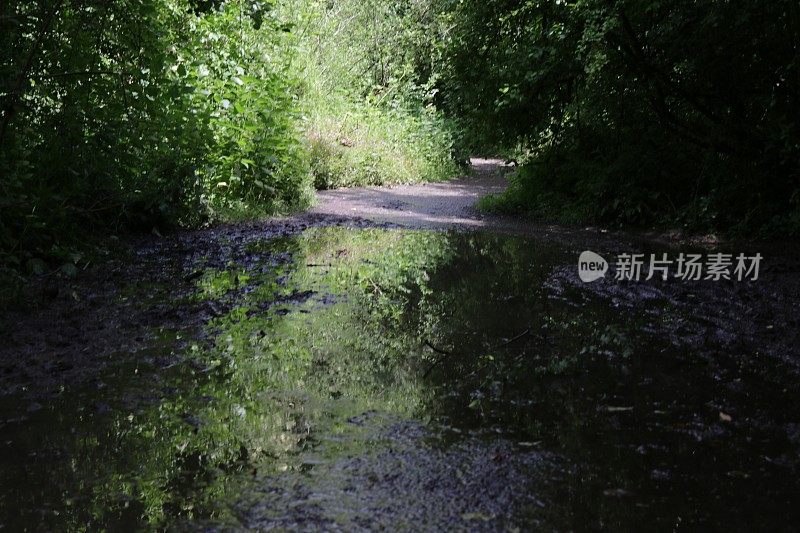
[0,0,313,275]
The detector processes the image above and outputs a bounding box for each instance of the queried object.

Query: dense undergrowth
[435,0,800,236]
[284,0,460,190]
[0,0,459,295]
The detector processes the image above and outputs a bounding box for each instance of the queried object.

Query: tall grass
[281,0,461,190]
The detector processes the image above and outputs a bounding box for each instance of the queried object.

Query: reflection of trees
[34,227,457,527]
[17,227,632,529]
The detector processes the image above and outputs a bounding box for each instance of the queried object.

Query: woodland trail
[312,158,511,230]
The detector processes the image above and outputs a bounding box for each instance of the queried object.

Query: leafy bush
[432,0,800,236]
[0,0,464,285]
[0,0,312,278]
[184,2,313,219]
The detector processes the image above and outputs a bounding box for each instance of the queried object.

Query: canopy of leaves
[428,0,800,234]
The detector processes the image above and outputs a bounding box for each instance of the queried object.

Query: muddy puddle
[1,226,799,530]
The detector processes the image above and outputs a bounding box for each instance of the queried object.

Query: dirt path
[309,158,679,248]
[310,158,623,248]
[312,158,511,229]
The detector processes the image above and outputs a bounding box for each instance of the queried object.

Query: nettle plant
[181,0,312,219]
[0,0,313,278]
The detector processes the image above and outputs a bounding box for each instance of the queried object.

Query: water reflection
[0,227,798,530]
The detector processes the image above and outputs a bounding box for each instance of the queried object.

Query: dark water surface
[1,227,798,530]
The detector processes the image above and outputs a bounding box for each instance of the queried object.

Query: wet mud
[1,165,799,531]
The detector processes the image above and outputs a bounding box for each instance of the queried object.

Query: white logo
[578,251,608,283]
[577,251,762,282]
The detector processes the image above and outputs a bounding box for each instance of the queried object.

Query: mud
[1,161,799,530]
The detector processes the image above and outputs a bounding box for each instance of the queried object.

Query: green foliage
[0,0,464,282]
[184,2,313,218]
[2,1,201,271]
[0,0,312,277]
[304,100,458,189]
[431,0,800,235]
[6,0,792,287]
[280,0,461,189]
